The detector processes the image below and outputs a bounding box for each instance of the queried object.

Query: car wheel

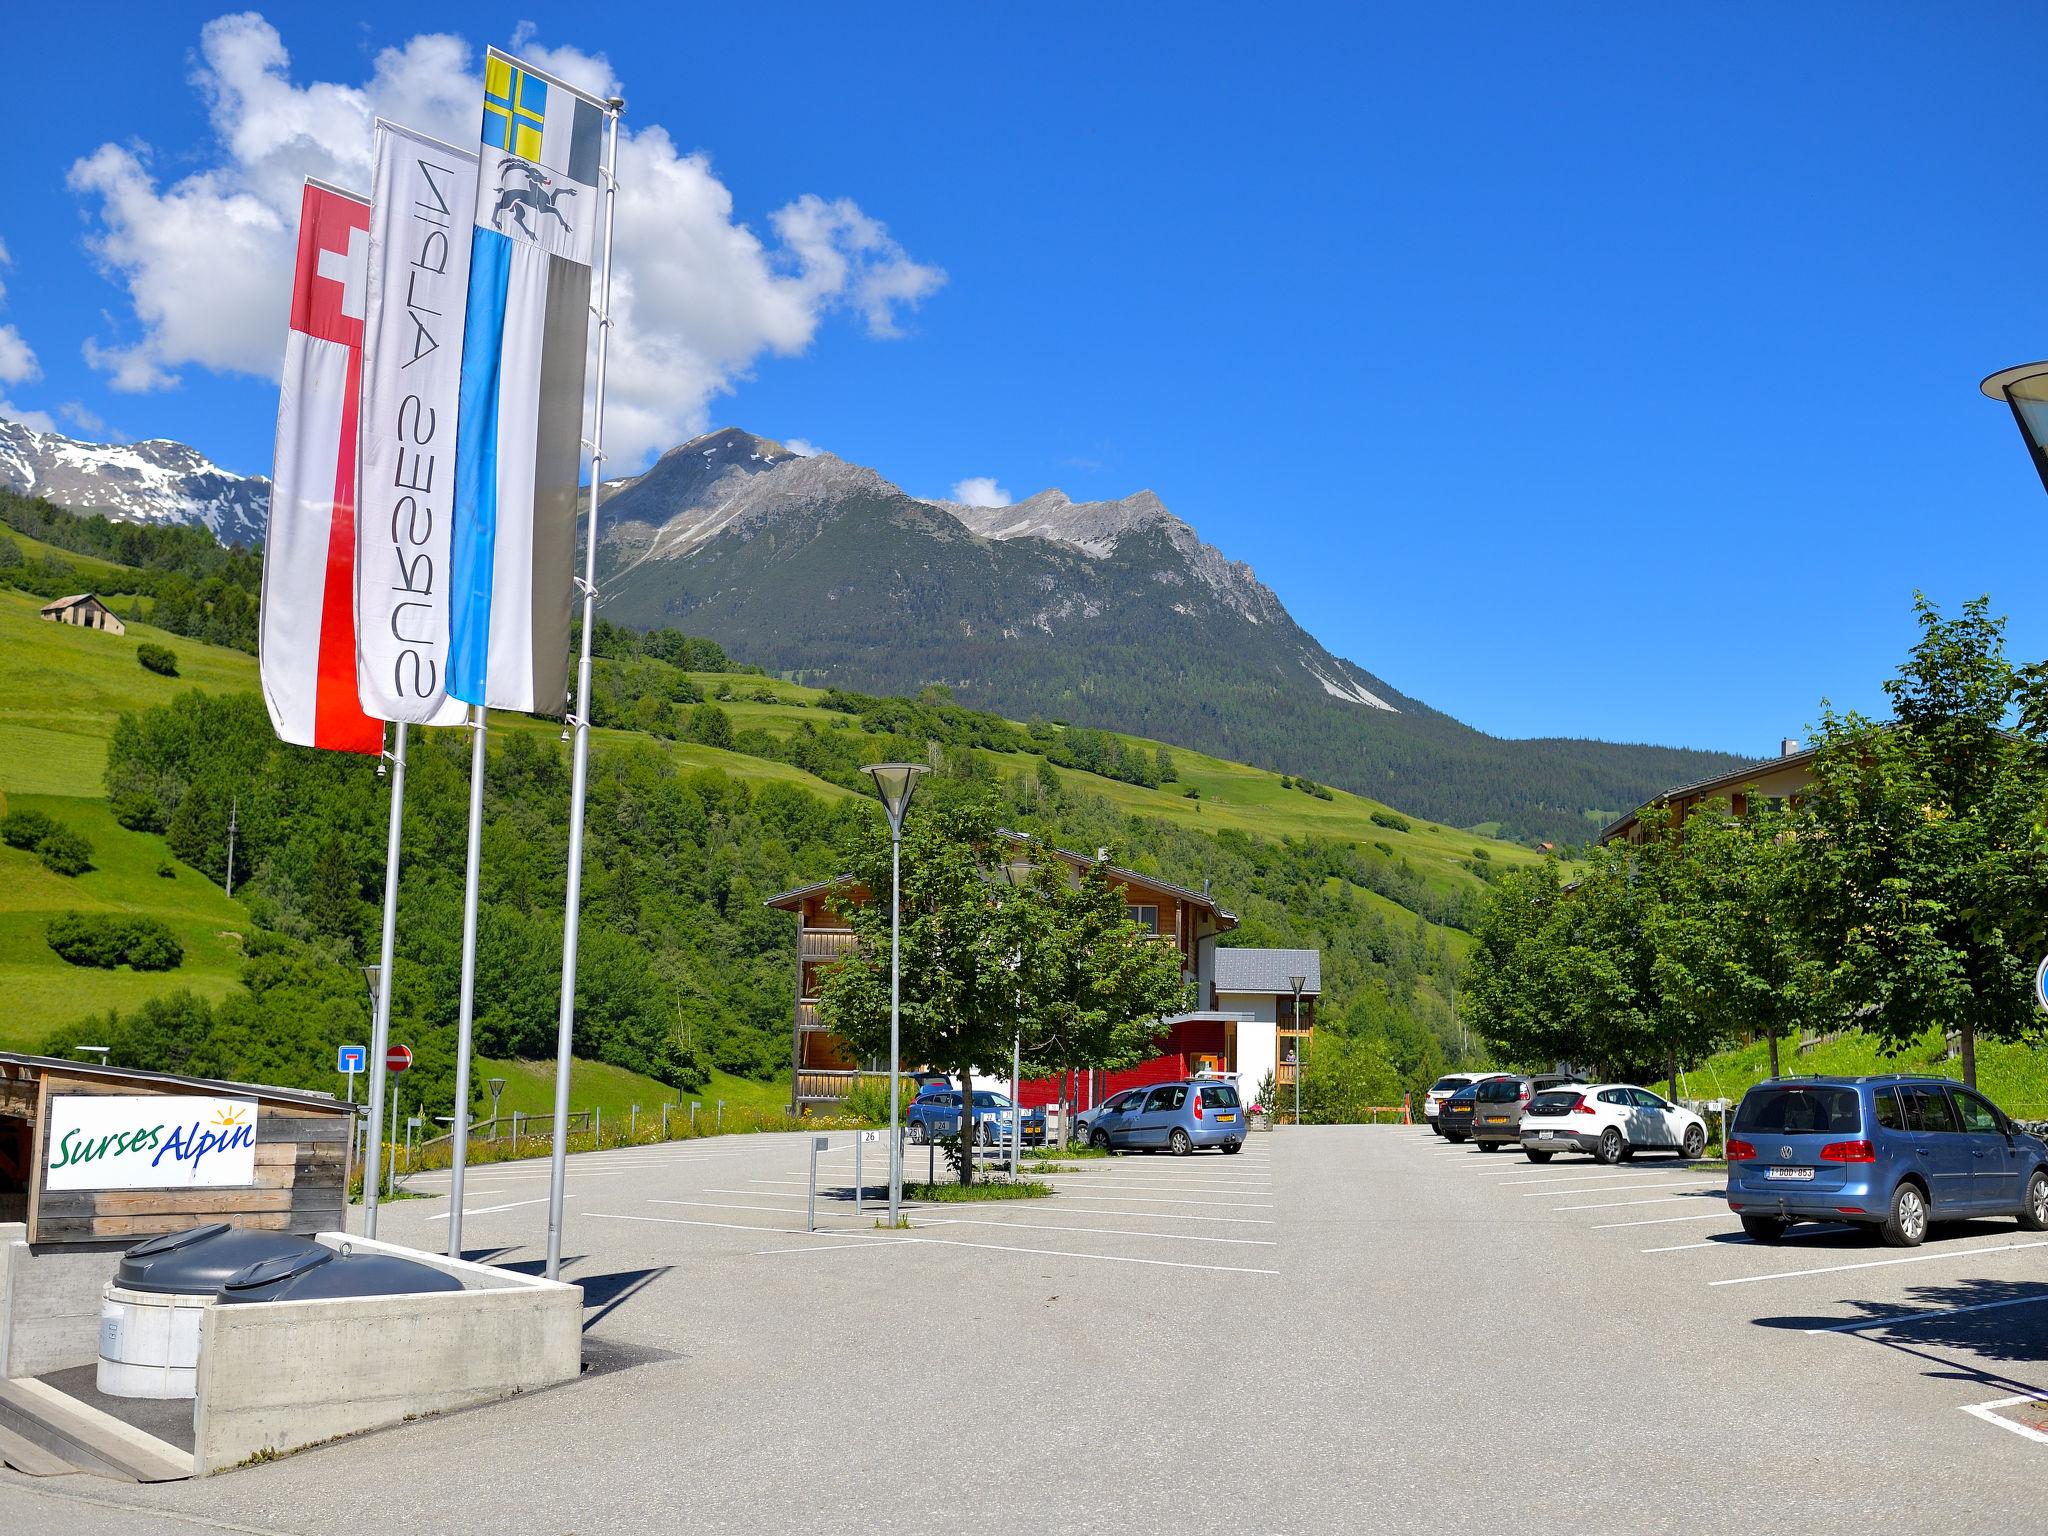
[1524,1149,1554,1164]
[1170,1128,1193,1156]
[1430,1123,1444,1138]
[1596,1127,1625,1165]
[2021,1170,2048,1232]
[1681,1124,1706,1160]
[1478,1140,1500,1153]
[1090,1129,1111,1152]
[1740,1214,1787,1242]
[1445,1132,1467,1144]
[909,1122,927,1146]
[979,1123,995,1147]
[1881,1181,1928,1248]
[1224,1141,1242,1155]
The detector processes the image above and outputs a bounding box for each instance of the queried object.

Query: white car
[1517,1083,1707,1164]
[1423,1073,1495,1135]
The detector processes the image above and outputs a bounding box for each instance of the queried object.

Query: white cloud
[783,438,821,457]
[59,401,107,434]
[0,399,55,431]
[951,476,1011,508]
[0,237,41,389]
[66,13,945,465]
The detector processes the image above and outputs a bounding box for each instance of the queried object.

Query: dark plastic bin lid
[116,1225,328,1296]
[216,1247,465,1305]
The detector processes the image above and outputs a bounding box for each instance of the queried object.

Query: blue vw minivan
[1724,1076,2048,1247]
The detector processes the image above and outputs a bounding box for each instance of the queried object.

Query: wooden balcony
[796,1000,823,1031]
[795,1068,889,1105]
[801,927,856,962]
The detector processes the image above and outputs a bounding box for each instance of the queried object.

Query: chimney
[1780,737,1799,758]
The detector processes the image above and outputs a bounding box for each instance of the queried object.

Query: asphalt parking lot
[6,1126,2046,1534]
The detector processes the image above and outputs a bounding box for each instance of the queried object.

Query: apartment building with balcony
[764,836,1318,1114]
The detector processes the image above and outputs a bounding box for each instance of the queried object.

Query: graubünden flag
[259,179,385,754]
[448,49,605,716]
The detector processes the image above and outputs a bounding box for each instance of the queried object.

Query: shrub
[113,792,166,832]
[136,642,179,677]
[1182,785,1200,799]
[1,808,56,850]
[46,912,183,970]
[36,827,94,876]
[1369,810,1411,834]
[156,861,177,879]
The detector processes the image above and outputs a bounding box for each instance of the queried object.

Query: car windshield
[1199,1085,1240,1109]
[1735,1086,1862,1135]
[1430,1076,1468,1092]
[974,1092,1009,1108]
[1526,1090,1577,1115]
[1450,1085,1479,1101]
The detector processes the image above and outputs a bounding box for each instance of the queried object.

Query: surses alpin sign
[44,1095,261,1191]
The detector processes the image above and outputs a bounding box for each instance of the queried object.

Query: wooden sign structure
[0,1053,351,1247]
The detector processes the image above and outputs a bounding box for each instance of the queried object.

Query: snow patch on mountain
[0,416,268,546]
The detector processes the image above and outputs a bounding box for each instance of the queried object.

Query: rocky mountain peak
[0,416,269,546]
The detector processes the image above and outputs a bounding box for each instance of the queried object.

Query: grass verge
[904,1178,1053,1202]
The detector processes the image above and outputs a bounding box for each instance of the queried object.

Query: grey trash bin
[100,1224,328,1398]
[216,1244,465,1304]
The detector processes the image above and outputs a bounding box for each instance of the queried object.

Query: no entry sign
[385,1044,413,1073]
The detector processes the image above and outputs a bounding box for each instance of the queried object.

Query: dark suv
[1725,1076,2048,1247]
[1470,1072,1584,1151]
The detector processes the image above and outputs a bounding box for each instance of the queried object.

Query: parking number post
[809,1135,830,1232]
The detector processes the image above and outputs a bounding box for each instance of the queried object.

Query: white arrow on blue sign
[2035,956,2048,1016]
[337,1044,367,1073]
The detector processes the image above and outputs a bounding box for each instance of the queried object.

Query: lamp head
[1980,362,2048,497]
[1289,974,1307,994]
[863,761,928,830]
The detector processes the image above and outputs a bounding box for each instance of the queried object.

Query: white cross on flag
[258,179,385,753]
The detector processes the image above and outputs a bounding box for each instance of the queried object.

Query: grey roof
[1213,948,1321,996]
[0,1051,350,1113]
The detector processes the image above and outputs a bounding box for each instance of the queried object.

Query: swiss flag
[258,181,384,754]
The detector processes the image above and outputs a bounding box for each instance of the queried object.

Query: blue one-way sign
[337,1044,367,1074]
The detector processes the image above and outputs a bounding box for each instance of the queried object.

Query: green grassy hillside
[0,587,257,795]
[0,792,252,1052]
[1685,1030,2048,1120]
[476,1056,793,1124]
[697,674,1547,904]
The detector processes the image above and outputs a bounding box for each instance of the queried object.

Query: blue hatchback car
[1088,1080,1246,1155]
[904,1089,1046,1147]
[1724,1076,2048,1247]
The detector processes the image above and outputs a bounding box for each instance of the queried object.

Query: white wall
[1217,989,1278,1024]
[1234,1017,1277,1111]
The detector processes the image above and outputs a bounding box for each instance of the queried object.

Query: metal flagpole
[545,96,624,1281]
[446,704,487,1257]
[363,722,408,1239]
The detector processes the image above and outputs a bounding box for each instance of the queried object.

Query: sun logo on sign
[211,1106,249,1130]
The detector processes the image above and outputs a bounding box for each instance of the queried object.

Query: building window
[1126,904,1159,933]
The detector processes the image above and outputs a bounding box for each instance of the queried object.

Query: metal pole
[716,1100,724,1133]
[855,1133,864,1217]
[1011,1030,1021,1176]
[225,796,237,899]
[447,704,487,1257]
[808,1138,819,1232]
[1291,979,1304,1126]
[887,828,903,1225]
[363,723,408,1238]
[545,98,623,1283]
[341,1066,356,1217]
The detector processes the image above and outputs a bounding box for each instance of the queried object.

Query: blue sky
[6,4,2045,754]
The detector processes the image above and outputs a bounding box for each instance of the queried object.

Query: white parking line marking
[1555,1195,1713,1212]
[1805,1294,2048,1333]
[921,1218,1277,1247]
[1056,1193,1275,1208]
[1007,1206,1274,1226]
[1961,1394,2048,1445]
[1522,1179,1714,1198]
[750,1239,921,1256]
[1591,1212,1730,1229]
[414,1193,577,1220]
[648,1197,850,1217]
[1041,1180,1276,1196]
[589,1212,847,1238]
[1503,1170,1706,1187]
[920,1237,1280,1276]
[1709,1239,2048,1287]
[1642,1225,1852,1254]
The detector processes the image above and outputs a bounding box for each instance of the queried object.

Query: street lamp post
[1981,362,2048,493]
[863,762,928,1228]
[1288,973,1307,1126]
[487,1077,506,1140]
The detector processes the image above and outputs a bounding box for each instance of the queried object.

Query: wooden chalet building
[1597,738,1815,847]
[38,593,125,636]
[765,837,1318,1115]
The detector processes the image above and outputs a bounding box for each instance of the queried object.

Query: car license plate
[1219,1113,1236,1123]
[1765,1166,1815,1182]
[1484,1115,1507,1124]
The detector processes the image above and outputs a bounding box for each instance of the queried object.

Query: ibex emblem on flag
[491,158,577,240]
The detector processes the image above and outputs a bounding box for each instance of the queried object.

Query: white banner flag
[356,120,478,725]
